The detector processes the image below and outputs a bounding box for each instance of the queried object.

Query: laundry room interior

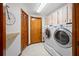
[0,3,79,56]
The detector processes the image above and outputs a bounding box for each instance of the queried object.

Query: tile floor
[21,43,51,56]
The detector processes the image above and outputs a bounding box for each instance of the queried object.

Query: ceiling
[23,3,66,17]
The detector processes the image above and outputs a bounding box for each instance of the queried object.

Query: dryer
[48,24,72,56]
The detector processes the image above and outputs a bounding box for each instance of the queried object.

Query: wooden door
[21,10,28,51]
[30,17,42,44]
[72,4,79,56]
[0,3,3,56]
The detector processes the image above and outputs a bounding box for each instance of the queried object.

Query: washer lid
[54,27,72,48]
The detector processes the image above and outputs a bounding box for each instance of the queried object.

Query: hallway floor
[21,43,51,56]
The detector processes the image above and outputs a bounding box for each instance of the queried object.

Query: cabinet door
[53,11,57,25]
[46,15,51,25]
[51,13,53,25]
[68,4,72,23]
[58,8,63,24]
[62,5,67,24]
[48,16,50,25]
[45,16,49,25]
[49,15,52,25]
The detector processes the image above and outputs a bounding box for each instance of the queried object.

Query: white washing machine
[44,25,58,46]
[48,24,72,56]
[43,25,61,56]
[44,25,61,56]
[43,25,53,43]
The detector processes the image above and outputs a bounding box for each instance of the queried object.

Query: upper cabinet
[67,4,72,23]
[62,5,67,24]
[58,8,63,24]
[45,11,58,25]
[45,17,48,26]
[45,14,52,25]
[45,4,72,25]
[53,11,58,25]
[48,15,52,25]
[51,13,53,25]
[45,15,51,25]
[62,4,72,24]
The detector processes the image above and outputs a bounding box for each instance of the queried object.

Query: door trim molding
[72,3,79,56]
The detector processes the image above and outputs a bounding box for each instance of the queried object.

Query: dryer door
[54,28,72,48]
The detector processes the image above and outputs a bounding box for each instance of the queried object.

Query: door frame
[0,3,4,56]
[0,3,6,56]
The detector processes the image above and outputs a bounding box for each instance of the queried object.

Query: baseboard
[29,41,43,45]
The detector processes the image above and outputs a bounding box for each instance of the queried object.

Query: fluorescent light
[37,3,47,13]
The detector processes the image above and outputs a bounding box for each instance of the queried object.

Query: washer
[44,25,60,56]
[48,24,72,56]
[44,25,58,45]
[43,25,53,43]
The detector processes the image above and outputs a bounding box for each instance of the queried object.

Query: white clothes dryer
[48,24,72,56]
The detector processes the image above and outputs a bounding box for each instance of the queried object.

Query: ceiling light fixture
[37,3,47,13]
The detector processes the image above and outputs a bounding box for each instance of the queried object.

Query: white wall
[42,17,46,28]
[6,3,30,56]
[42,17,47,41]
[6,4,21,56]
